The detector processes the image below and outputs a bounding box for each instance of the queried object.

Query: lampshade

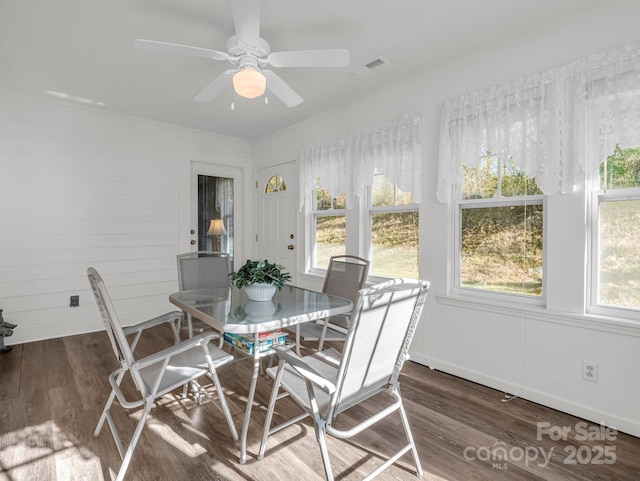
[232,67,266,99]
[207,219,228,236]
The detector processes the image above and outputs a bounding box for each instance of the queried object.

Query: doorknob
[190,240,196,245]
[287,244,294,250]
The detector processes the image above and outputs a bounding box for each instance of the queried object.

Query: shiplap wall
[0,93,252,343]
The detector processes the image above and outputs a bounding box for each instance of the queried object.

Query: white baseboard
[409,352,640,439]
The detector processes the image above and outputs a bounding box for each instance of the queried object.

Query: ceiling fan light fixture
[232,67,266,99]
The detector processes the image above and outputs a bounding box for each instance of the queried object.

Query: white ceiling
[1,0,604,140]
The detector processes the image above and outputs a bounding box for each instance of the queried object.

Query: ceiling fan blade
[263,70,303,107]
[267,49,349,68]
[231,0,261,46]
[135,39,230,61]
[194,70,235,102]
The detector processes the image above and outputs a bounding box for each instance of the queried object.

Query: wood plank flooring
[1,324,639,481]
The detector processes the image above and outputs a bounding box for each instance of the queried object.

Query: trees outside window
[311,172,419,278]
[313,185,346,269]
[369,170,419,278]
[457,153,544,298]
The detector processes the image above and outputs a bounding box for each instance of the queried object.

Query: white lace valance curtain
[437,42,640,203]
[300,114,423,210]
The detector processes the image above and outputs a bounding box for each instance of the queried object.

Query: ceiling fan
[135,0,349,107]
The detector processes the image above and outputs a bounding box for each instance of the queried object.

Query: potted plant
[230,259,292,301]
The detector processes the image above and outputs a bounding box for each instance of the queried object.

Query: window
[591,144,640,312]
[301,115,423,278]
[369,170,419,278]
[310,175,419,278]
[438,41,640,320]
[265,175,286,193]
[456,153,544,298]
[312,182,346,269]
[198,175,234,257]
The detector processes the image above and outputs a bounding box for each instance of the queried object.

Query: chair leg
[317,320,330,352]
[94,389,117,438]
[303,381,335,481]
[114,399,153,481]
[186,313,194,338]
[208,369,239,441]
[128,331,143,353]
[257,360,286,460]
[94,370,126,437]
[180,313,198,400]
[170,319,181,344]
[184,380,203,403]
[315,420,335,481]
[294,325,301,356]
[397,396,423,477]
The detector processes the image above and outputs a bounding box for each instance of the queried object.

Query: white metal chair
[87,267,238,481]
[176,251,231,339]
[294,255,369,354]
[259,278,429,481]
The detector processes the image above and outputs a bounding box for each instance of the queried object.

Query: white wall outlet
[582,361,598,382]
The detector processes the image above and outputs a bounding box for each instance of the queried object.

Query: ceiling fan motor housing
[226,35,271,59]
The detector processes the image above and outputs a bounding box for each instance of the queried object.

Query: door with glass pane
[188,162,243,269]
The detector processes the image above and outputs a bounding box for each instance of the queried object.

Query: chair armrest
[122,311,183,336]
[132,331,219,371]
[312,348,341,367]
[108,369,145,410]
[273,345,336,395]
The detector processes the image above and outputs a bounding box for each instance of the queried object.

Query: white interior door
[257,161,297,282]
[181,161,244,269]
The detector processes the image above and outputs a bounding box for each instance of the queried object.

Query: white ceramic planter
[244,283,277,301]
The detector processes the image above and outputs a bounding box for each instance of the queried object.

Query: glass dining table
[169,284,352,464]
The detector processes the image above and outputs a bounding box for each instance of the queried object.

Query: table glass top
[169,285,352,334]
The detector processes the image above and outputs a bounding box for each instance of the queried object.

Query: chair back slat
[87,267,134,367]
[322,255,369,304]
[331,279,429,416]
[177,251,231,290]
[87,267,143,391]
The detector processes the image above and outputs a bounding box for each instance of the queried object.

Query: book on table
[223,329,287,355]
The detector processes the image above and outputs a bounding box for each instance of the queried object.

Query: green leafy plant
[229,259,292,290]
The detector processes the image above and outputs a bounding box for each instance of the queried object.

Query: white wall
[0,93,252,342]
[253,2,640,437]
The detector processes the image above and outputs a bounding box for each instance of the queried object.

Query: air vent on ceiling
[365,57,387,69]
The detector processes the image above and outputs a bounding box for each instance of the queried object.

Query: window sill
[436,293,640,337]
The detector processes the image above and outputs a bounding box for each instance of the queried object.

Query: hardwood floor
[1,324,639,481]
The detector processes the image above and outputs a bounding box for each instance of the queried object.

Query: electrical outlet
[582,361,598,382]
[70,295,80,308]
